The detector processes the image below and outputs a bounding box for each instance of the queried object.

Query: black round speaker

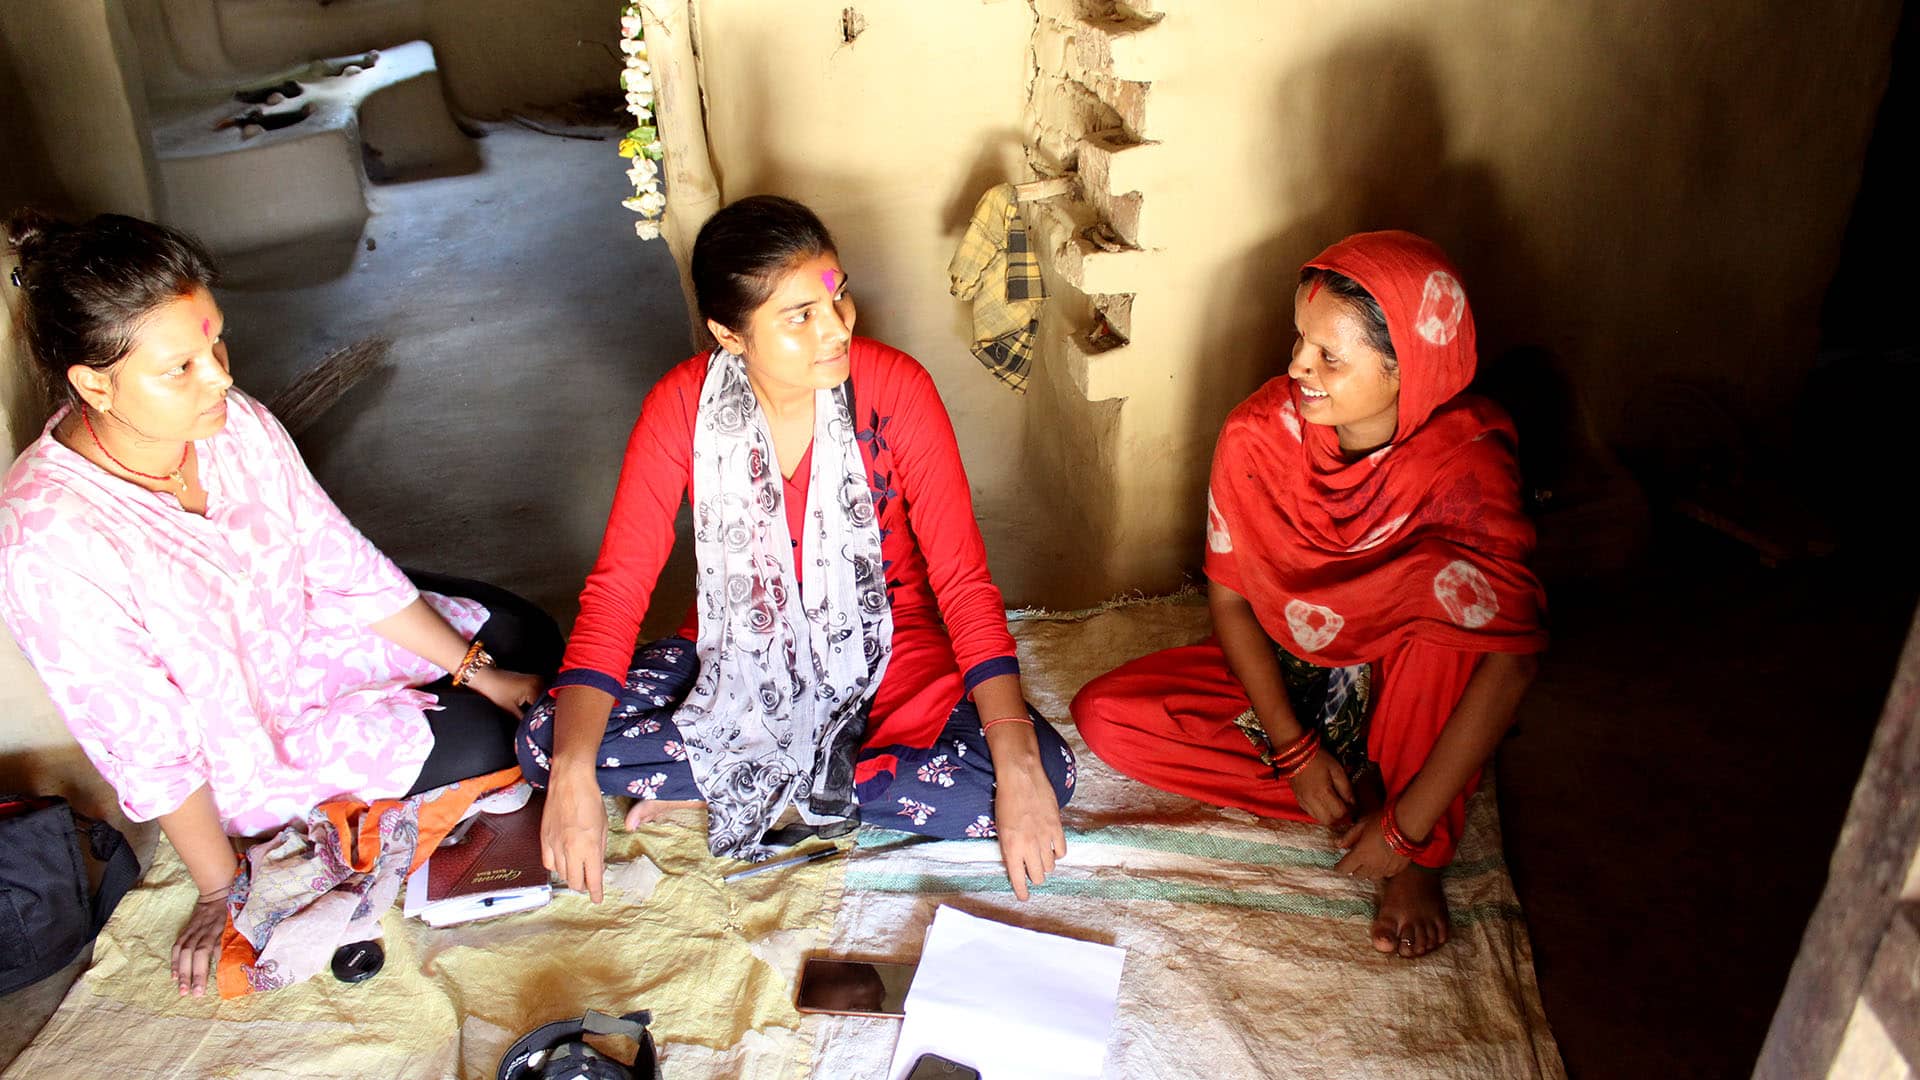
[497,1011,658,1080]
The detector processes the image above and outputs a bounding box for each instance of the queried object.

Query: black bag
[498,1010,659,1080]
[0,794,141,996]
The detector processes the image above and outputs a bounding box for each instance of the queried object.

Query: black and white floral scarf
[676,349,893,859]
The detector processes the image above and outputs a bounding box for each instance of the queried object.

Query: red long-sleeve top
[557,337,1019,753]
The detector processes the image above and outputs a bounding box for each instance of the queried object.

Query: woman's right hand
[1288,751,1354,829]
[156,787,239,997]
[171,890,228,997]
[542,766,608,903]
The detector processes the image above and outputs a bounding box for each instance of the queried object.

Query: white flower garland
[619,5,666,240]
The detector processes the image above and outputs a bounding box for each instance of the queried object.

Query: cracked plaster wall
[691,0,1900,604]
[1024,0,1899,601]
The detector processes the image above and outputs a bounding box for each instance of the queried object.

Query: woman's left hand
[466,668,543,715]
[993,762,1066,901]
[1333,811,1411,881]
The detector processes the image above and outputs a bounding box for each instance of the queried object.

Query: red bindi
[821,269,839,292]
[1306,279,1324,304]
[201,318,212,338]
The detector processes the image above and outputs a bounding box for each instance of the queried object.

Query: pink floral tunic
[0,392,486,836]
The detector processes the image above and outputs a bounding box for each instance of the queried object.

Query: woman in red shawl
[1071,230,1546,958]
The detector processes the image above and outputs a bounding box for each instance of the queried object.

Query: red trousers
[1070,637,1479,869]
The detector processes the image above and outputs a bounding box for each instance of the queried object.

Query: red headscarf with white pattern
[1204,230,1547,665]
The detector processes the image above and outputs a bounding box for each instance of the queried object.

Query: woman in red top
[1072,231,1545,958]
[527,196,1072,901]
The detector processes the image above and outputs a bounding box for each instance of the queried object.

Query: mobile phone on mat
[907,1053,981,1080]
[794,957,918,1017]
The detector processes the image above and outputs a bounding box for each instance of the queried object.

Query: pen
[478,892,543,907]
[723,845,846,883]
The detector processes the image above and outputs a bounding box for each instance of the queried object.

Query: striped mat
[809,596,1564,1079]
[2,597,1560,1079]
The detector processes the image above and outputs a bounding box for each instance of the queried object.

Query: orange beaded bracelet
[451,638,493,687]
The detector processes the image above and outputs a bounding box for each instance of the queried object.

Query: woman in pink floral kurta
[3,390,494,833]
[0,210,558,996]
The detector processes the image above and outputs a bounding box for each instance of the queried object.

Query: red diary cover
[425,796,546,903]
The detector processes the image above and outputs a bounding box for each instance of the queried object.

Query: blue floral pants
[517,638,1076,840]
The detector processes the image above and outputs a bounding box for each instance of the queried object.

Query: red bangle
[1380,801,1431,859]
[1270,729,1320,779]
[982,715,1033,733]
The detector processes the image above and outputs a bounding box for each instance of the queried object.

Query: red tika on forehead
[1306,278,1325,304]
[202,318,212,338]
[821,268,839,292]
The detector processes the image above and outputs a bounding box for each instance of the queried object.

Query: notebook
[403,795,551,928]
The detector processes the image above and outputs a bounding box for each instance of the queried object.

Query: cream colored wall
[0,7,148,825]
[0,1,159,221]
[691,0,1057,602]
[423,0,621,119]
[0,269,48,460]
[694,0,1897,605]
[0,248,126,826]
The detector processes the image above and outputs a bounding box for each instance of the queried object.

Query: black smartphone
[907,1053,981,1080]
[793,957,918,1017]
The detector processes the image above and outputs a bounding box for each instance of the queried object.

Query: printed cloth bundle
[215,767,527,998]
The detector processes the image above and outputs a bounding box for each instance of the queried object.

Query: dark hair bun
[4,207,64,263]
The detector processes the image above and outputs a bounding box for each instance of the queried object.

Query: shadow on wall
[0,42,62,218]
[1186,36,1550,458]
[940,133,1029,237]
[1166,34,1659,588]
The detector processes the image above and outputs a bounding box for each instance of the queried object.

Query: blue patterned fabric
[518,638,1076,841]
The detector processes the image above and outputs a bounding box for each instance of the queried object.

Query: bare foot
[1370,866,1449,958]
[623,799,705,829]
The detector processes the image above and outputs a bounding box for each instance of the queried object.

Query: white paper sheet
[886,905,1126,1080]
[402,864,550,927]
